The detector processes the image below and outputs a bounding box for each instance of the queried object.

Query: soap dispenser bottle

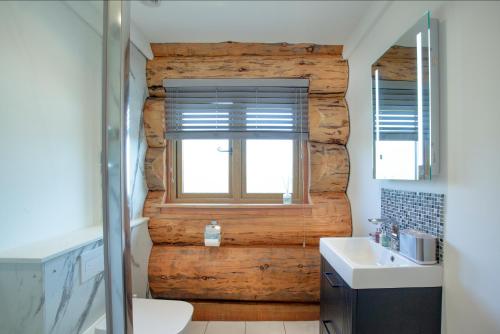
[368,218,382,243]
[374,227,381,244]
[380,231,391,247]
[204,220,221,247]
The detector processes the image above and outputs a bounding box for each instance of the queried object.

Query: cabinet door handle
[322,320,337,334]
[323,272,341,287]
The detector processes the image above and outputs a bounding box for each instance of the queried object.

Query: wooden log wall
[372,45,417,81]
[142,42,351,321]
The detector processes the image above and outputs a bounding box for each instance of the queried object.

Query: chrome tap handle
[368,218,386,226]
[391,223,399,237]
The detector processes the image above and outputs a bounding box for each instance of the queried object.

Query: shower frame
[102,1,133,333]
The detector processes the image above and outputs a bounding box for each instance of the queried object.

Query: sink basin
[319,237,443,289]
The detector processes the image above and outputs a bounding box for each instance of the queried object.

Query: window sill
[156,203,313,210]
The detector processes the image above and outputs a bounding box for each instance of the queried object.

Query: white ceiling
[131,1,378,45]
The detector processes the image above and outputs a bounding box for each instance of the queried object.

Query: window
[172,138,304,203]
[164,79,308,204]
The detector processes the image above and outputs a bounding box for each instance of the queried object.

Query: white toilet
[95,298,193,334]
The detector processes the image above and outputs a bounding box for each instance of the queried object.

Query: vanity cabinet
[320,259,352,334]
[320,256,442,334]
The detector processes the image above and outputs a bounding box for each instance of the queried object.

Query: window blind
[374,80,428,141]
[164,79,309,140]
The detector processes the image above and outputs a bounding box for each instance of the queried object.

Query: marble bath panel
[0,263,44,334]
[43,240,105,334]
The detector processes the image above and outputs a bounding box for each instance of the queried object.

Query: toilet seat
[95,298,193,334]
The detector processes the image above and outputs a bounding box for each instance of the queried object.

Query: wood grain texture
[143,190,164,217]
[310,143,349,192]
[307,192,352,239]
[190,301,319,321]
[142,43,352,320]
[143,98,165,148]
[148,193,351,246]
[373,45,417,81]
[309,95,349,144]
[151,42,342,57]
[149,246,320,302]
[145,148,165,190]
[146,55,348,97]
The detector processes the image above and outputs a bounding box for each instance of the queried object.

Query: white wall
[346,1,500,333]
[0,1,102,251]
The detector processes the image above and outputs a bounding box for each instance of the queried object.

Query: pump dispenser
[368,218,383,244]
[204,220,221,247]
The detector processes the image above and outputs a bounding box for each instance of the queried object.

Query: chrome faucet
[390,223,399,251]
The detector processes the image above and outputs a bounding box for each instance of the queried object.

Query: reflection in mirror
[372,12,439,180]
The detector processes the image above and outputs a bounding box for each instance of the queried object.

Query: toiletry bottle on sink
[374,228,381,243]
[381,232,390,247]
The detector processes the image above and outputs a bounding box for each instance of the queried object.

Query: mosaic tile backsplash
[381,188,445,263]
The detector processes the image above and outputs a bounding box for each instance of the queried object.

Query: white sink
[320,237,443,289]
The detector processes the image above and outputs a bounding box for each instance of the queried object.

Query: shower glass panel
[0,1,132,333]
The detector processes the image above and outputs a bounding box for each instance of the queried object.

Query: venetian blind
[164,79,309,140]
[374,80,428,141]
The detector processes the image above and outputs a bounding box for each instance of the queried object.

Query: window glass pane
[246,139,294,194]
[182,139,229,193]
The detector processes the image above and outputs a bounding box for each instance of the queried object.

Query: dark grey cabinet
[320,256,442,334]
[320,259,351,334]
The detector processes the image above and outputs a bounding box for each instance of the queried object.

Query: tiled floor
[183,321,319,334]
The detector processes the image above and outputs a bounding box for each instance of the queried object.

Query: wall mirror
[372,12,439,180]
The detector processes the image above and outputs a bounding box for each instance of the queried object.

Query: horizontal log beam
[307,192,352,237]
[145,148,165,190]
[309,95,349,145]
[310,143,349,192]
[148,193,351,246]
[373,45,417,81]
[149,246,320,302]
[189,301,319,321]
[147,55,348,97]
[151,42,343,57]
[143,98,165,148]
[143,191,164,217]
